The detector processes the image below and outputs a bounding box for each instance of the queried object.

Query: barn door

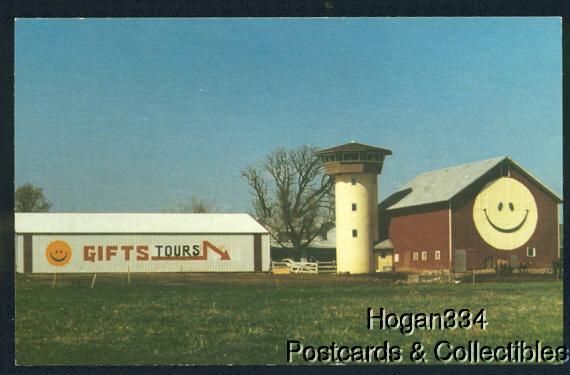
[253,234,262,272]
[510,255,519,269]
[23,234,33,273]
[453,249,466,273]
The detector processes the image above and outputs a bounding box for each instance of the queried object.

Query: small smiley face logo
[473,177,538,250]
[46,240,72,266]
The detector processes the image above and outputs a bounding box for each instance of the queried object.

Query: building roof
[311,227,337,248]
[15,213,269,234]
[382,156,562,211]
[315,142,392,156]
[373,239,394,250]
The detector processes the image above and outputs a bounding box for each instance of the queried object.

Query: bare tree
[163,196,213,213]
[241,145,334,260]
[15,183,52,212]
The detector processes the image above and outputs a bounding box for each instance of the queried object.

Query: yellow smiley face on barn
[46,240,72,266]
[472,177,538,250]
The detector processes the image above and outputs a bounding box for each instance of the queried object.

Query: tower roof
[315,142,392,156]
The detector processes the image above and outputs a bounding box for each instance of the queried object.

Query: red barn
[378,156,562,273]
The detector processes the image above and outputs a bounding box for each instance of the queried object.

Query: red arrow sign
[151,241,231,261]
[203,240,231,260]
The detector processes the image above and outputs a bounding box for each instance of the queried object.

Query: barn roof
[382,156,562,211]
[15,213,269,234]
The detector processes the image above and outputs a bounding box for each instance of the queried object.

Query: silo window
[352,229,358,237]
[351,177,357,185]
[352,203,357,211]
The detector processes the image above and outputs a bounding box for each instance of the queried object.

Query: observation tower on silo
[316,142,392,274]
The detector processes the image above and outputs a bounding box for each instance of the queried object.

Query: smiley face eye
[509,202,514,211]
[497,202,503,211]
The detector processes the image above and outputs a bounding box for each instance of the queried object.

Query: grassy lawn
[15,273,563,365]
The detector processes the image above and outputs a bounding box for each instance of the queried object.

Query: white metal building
[15,213,270,273]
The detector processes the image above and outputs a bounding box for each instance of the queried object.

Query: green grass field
[15,273,563,365]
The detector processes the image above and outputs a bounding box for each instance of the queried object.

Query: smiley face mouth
[49,253,68,262]
[483,209,529,233]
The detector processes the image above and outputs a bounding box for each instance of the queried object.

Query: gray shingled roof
[385,156,506,210]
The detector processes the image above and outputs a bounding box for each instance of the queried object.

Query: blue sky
[15,18,562,214]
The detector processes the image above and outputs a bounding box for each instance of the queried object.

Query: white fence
[271,259,336,275]
[316,261,337,274]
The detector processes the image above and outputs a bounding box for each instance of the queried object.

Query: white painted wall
[19,233,269,273]
[16,234,23,273]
